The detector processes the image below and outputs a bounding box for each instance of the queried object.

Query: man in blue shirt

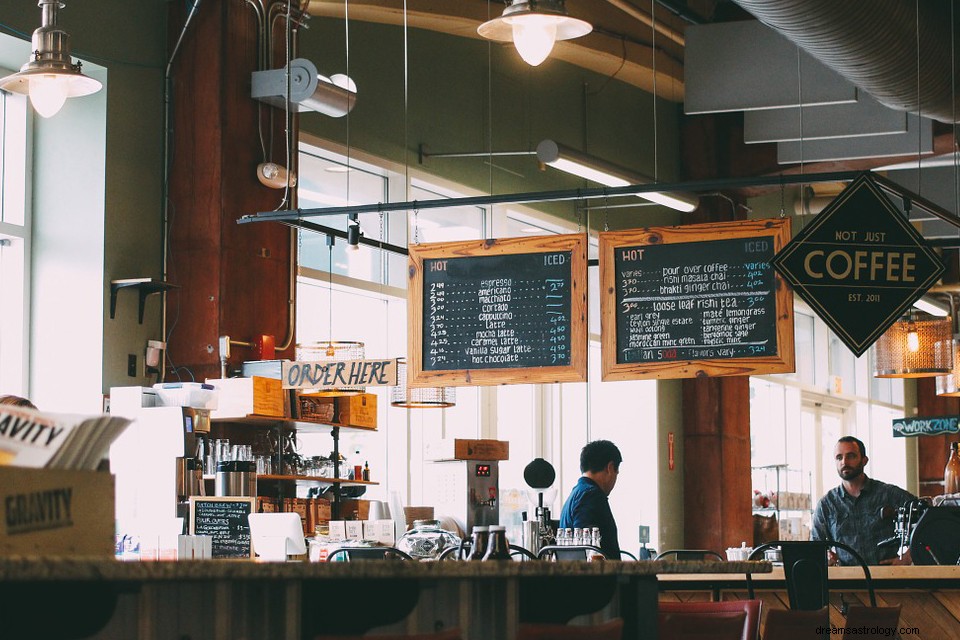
[812,435,916,565]
[559,440,622,559]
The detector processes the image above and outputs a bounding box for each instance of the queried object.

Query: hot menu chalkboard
[189,497,255,559]
[600,220,795,380]
[409,235,587,387]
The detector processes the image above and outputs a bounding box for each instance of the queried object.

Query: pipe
[604,0,685,47]
[732,0,960,123]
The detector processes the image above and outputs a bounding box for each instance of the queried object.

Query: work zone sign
[772,173,944,357]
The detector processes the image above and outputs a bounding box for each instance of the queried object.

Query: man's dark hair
[0,394,36,409]
[837,435,866,458]
[580,440,622,473]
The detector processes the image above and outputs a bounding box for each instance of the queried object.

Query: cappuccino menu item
[408,234,587,387]
[600,219,795,380]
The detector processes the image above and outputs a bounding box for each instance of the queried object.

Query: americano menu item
[600,219,795,380]
[408,234,587,387]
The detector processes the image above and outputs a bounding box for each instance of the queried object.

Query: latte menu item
[600,219,795,380]
[408,234,587,387]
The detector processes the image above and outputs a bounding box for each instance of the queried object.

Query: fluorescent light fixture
[478,1,592,67]
[913,295,950,318]
[251,58,356,117]
[536,139,700,213]
[0,1,102,118]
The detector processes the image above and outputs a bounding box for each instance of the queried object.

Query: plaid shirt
[812,476,916,565]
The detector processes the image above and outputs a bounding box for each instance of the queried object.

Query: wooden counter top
[0,556,770,582]
[657,564,960,582]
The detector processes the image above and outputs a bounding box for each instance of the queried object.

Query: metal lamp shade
[391,358,456,409]
[874,316,954,378]
[296,341,366,395]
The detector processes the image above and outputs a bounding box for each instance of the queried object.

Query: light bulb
[511,16,558,66]
[907,329,920,353]
[29,75,69,118]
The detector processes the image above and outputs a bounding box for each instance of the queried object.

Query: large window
[0,89,29,396]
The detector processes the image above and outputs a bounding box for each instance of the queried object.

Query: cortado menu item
[600,219,795,380]
[408,234,587,387]
[189,496,256,559]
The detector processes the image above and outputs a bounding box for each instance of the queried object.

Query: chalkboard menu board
[189,497,255,559]
[600,219,795,380]
[409,234,587,387]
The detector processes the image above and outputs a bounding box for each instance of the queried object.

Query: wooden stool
[517,618,624,640]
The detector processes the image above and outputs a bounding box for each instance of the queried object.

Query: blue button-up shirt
[559,476,621,560]
[812,476,916,565]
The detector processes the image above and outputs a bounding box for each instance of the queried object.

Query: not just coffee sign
[772,173,944,356]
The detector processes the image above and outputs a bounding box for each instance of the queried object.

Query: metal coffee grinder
[522,458,557,555]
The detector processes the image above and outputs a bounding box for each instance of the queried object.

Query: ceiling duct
[732,0,960,123]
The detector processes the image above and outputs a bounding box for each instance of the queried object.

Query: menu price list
[422,252,572,371]
[191,498,253,559]
[615,238,778,364]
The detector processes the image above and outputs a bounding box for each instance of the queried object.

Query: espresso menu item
[408,234,587,387]
[190,497,255,559]
[422,252,572,370]
[615,237,777,364]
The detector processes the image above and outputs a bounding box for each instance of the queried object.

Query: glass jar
[396,519,461,560]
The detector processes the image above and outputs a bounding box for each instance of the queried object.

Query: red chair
[842,605,901,640]
[658,600,761,640]
[518,618,624,640]
[761,607,830,640]
[315,630,462,640]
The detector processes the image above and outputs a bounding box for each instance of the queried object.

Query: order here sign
[282,359,398,390]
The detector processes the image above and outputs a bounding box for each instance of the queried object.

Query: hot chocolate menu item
[600,219,795,380]
[409,234,587,387]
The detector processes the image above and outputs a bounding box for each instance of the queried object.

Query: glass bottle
[482,525,510,560]
[945,442,960,494]
[362,460,371,481]
[466,525,489,561]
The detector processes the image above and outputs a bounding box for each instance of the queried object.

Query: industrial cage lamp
[390,358,456,409]
[297,341,367,396]
[874,312,954,378]
[478,1,592,67]
[0,0,102,118]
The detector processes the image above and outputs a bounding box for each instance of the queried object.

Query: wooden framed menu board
[408,234,587,387]
[600,219,794,380]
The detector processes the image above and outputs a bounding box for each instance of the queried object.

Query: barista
[559,440,622,560]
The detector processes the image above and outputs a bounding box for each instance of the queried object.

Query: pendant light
[935,341,960,396]
[297,341,366,396]
[0,1,102,118]
[874,312,954,378]
[478,1,592,67]
[391,358,456,409]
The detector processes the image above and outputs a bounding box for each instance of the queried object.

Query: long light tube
[536,139,700,212]
[0,1,102,118]
[478,1,592,67]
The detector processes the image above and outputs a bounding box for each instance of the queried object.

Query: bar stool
[842,605,901,640]
[658,600,761,640]
[654,549,724,562]
[536,544,605,561]
[517,617,624,639]
[314,630,463,640]
[326,546,413,561]
[760,607,830,640]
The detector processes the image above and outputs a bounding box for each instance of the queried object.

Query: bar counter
[0,556,767,640]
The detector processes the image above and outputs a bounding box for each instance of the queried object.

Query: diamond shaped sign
[772,173,944,357]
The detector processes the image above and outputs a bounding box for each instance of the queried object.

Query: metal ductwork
[732,0,960,123]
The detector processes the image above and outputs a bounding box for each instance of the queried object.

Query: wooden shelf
[211,414,377,433]
[258,474,379,485]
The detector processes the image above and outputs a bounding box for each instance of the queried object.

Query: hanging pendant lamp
[391,358,456,409]
[0,1,102,118]
[478,1,592,67]
[935,340,960,396]
[873,313,954,378]
[297,341,366,396]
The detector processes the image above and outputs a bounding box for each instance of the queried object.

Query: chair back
[315,630,462,640]
[842,605,901,639]
[761,607,829,640]
[536,545,604,561]
[517,618,624,640]
[326,546,413,561]
[654,549,724,562]
[658,600,761,640]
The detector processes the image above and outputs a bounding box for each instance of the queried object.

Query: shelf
[211,414,377,433]
[258,474,379,485]
[110,278,179,324]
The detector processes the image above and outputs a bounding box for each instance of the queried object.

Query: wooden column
[166,0,295,381]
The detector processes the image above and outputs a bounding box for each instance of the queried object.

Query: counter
[0,557,767,640]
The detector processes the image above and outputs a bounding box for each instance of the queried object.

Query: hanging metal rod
[238,169,960,230]
[286,219,410,255]
[418,144,536,162]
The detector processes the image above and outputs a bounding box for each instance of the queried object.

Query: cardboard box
[207,376,287,418]
[425,438,510,461]
[340,499,370,520]
[0,467,115,557]
[336,394,377,428]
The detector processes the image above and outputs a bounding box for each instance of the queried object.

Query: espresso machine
[522,458,557,555]
[424,458,501,534]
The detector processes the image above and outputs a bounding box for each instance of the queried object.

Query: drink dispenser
[522,457,557,554]
[424,460,500,534]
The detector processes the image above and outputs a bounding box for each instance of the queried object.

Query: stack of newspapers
[0,406,131,470]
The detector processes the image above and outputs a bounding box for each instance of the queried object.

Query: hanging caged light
[874,313,954,378]
[391,358,456,409]
[297,341,366,396]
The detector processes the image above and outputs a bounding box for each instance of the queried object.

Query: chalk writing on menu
[615,237,778,364]
[422,252,572,370]
[191,498,254,559]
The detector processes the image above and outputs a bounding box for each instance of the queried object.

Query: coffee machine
[522,458,557,555]
[424,461,500,534]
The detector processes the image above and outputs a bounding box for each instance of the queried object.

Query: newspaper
[0,406,131,470]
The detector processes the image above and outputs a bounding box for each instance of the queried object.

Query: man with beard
[812,436,916,565]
